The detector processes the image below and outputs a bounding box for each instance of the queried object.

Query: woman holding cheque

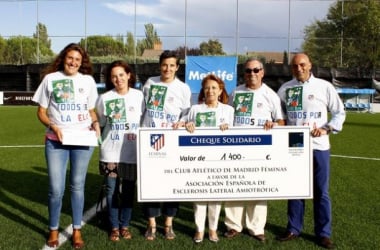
[183,74,234,243]
[32,43,100,249]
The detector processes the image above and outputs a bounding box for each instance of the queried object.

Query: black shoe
[276,231,298,241]
[318,237,335,249]
[224,229,239,238]
[252,234,266,242]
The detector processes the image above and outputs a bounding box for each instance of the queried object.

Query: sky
[0,0,336,54]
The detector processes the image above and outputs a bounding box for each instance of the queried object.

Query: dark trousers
[287,149,332,238]
[143,202,179,218]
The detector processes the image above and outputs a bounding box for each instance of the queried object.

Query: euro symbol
[266,154,271,160]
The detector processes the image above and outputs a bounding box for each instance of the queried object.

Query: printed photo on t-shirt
[105,98,126,123]
[52,79,74,103]
[233,92,253,116]
[147,85,167,111]
[195,111,216,127]
[286,86,303,111]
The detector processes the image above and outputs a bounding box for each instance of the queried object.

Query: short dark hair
[159,50,180,66]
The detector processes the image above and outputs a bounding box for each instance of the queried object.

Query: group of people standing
[32,43,345,249]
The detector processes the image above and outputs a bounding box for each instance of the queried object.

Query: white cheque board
[137,126,312,202]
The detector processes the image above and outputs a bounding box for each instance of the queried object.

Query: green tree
[4,36,37,64]
[125,32,135,56]
[80,35,126,57]
[199,39,225,55]
[283,50,289,65]
[115,34,124,44]
[33,23,51,48]
[33,22,54,58]
[136,23,161,56]
[0,23,53,64]
[302,0,380,69]
[174,46,201,59]
[0,36,6,64]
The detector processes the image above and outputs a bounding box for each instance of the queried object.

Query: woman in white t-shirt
[96,60,145,242]
[141,50,191,241]
[184,74,234,243]
[32,43,100,249]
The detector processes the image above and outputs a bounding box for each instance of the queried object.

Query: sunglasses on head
[245,68,262,74]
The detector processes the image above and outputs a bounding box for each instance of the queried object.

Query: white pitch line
[1,147,371,248]
[2,145,379,161]
[331,154,380,161]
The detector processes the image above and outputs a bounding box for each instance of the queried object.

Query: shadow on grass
[0,162,320,248]
[0,164,109,239]
[0,166,49,236]
[85,193,197,239]
[266,222,316,244]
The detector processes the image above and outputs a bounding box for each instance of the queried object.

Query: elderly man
[224,58,285,242]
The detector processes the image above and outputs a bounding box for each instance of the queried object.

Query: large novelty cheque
[137,126,312,202]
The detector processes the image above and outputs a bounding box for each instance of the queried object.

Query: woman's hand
[50,125,63,142]
[219,123,229,131]
[172,121,185,130]
[185,122,195,133]
[90,120,101,138]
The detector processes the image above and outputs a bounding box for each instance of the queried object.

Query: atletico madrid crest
[150,134,165,151]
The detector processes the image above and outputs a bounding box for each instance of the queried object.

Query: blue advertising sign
[185,56,237,95]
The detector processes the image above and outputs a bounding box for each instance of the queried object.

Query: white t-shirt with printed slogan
[32,71,98,137]
[277,75,345,150]
[142,76,191,128]
[229,83,284,127]
[96,88,144,164]
[186,102,234,127]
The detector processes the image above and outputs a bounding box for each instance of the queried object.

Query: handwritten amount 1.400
[220,153,243,161]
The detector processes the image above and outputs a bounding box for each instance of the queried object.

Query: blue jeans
[45,139,94,230]
[105,176,135,229]
[287,149,332,238]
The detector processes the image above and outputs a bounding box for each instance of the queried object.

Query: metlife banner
[185,56,237,95]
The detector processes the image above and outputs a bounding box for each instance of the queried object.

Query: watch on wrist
[325,125,333,134]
